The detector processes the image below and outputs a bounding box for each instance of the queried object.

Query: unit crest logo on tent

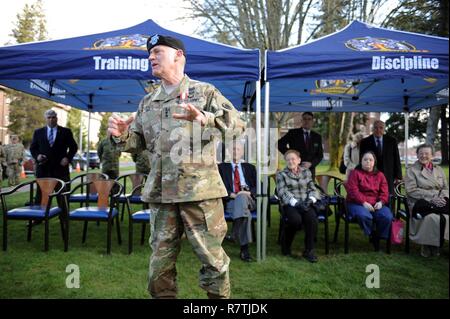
[85,34,148,50]
[311,79,360,95]
[345,36,427,52]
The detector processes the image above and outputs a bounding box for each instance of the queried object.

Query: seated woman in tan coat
[405,144,449,257]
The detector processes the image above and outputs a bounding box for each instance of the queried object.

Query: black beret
[147,34,186,55]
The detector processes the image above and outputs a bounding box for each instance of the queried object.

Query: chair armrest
[127,184,144,198]
[111,182,123,198]
[62,181,92,197]
[0,180,35,196]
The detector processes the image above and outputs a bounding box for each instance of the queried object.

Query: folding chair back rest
[316,174,343,195]
[94,180,115,209]
[129,175,145,195]
[36,178,59,208]
[86,173,108,195]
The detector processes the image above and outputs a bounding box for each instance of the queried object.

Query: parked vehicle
[71,151,100,171]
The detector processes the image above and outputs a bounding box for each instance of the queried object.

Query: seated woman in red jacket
[345,151,393,250]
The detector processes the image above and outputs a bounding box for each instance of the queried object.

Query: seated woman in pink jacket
[345,151,393,250]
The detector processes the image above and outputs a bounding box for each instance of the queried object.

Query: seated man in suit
[218,141,256,262]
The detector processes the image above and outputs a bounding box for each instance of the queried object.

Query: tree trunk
[426,106,441,145]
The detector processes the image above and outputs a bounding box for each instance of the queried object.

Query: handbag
[339,159,347,174]
[391,219,404,245]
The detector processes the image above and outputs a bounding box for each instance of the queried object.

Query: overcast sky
[0,0,199,45]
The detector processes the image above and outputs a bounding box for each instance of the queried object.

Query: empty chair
[66,172,109,206]
[63,179,123,254]
[1,178,66,251]
[115,173,147,221]
[126,182,150,254]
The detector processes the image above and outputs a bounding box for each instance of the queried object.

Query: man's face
[232,144,245,162]
[373,121,385,138]
[301,114,314,130]
[149,45,178,79]
[46,115,58,128]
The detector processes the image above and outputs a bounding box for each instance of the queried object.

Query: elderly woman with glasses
[276,149,321,263]
[405,143,449,257]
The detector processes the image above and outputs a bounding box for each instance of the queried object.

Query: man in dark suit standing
[278,112,324,179]
[218,141,256,262]
[30,109,78,184]
[359,120,402,195]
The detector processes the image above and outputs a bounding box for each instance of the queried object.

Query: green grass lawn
[0,164,448,299]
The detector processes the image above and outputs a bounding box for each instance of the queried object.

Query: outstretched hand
[108,114,134,137]
[172,103,207,126]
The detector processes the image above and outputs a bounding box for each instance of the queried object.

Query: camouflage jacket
[114,75,245,203]
[132,150,151,174]
[4,143,25,165]
[97,138,121,173]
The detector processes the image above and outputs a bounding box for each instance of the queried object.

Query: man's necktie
[304,131,310,149]
[376,138,382,157]
[49,128,54,147]
[234,165,241,193]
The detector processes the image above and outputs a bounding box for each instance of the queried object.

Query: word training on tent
[93,56,149,71]
[372,55,440,71]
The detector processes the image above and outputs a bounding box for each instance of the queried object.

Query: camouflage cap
[147,34,186,55]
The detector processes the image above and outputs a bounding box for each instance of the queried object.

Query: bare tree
[185,0,317,50]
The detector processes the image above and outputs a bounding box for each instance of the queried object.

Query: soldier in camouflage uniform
[4,135,25,186]
[131,150,151,174]
[97,137,121,179]
[108,35,244,299]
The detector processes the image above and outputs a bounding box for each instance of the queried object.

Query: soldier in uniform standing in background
[131,150,151,174]
[108,34,244,299]
[0,142,6,188]
[4,135,25,186]
[97,136,122,180]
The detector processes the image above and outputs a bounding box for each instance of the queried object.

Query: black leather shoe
[240,251,253,262]
[302,250,318,263]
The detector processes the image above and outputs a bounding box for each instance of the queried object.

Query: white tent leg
[404,112,409,168]
[87,110,91,172]
[255,80,261,262]
[262,81,270,261]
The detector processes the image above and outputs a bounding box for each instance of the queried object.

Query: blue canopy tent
[0,19,259,112]
[0,19,264,259]
[266,20,448,113]
[254,21,449,260]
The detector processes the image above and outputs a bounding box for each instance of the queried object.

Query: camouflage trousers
[148,198,230,299]
[7,163,20,186]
